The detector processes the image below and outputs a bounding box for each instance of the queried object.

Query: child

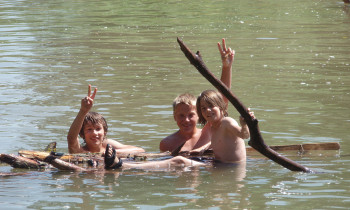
[67,85,145,154]
[197,90,254,163]
[159,38,235,153]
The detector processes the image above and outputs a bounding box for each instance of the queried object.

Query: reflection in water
[204,162,248,208]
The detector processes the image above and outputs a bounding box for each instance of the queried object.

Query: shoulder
[160,132,179,151]
[222,117,239,125]
[160,131,180,143]
[221,117,240,130]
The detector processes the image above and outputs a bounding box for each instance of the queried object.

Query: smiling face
[199,98,223,124]
[79,112,108,149]
[174,103,199,134]
[197,90,228,125]
[83,121,106,147]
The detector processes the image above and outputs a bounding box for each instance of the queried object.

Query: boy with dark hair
[67,85,145,155]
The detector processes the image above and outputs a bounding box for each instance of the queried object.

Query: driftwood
[252,142,340,152]
[44,156,87,171]
[0,154,43,169]
[177,37,312,172]
[18,142,339,163]
[19,150,104,164]
[19,150,171,163]
[1,141,339,170]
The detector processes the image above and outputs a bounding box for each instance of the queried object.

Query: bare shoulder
[160,131,180,151]
[222,117,239,127]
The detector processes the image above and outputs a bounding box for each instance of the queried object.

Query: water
[1,0,350,209]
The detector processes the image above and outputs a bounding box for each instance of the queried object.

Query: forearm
[240,124,250,139]
[67,109,88,153]
[106,139,145,153]
[189,142,211,155]
[220,64,232,105]
[220,64,232,89]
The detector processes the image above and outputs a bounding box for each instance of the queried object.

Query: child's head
[196,90,228,124]
[79,112,108,141]
[172,93,197,113]
[172,93,199,132]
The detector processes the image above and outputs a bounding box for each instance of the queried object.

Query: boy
[197,90,255,163]
[159,38,235,153]
[67,85,145,154]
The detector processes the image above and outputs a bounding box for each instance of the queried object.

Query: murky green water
[1,0,349,209]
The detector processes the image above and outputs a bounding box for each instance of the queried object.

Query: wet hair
[79,112,108,140]
[172,93,197,113]
[196,90,228,125]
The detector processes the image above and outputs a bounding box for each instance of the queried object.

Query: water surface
[1,0,350,209]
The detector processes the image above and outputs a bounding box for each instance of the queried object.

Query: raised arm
[67,85,97,153]
[218,38,235,104]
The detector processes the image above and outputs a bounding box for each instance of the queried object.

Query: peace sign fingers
[87,84,98,100]
[218,38,235,67]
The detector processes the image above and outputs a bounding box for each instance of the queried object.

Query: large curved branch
[177,37,312,172]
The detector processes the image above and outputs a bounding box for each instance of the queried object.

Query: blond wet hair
[172,93,197,113]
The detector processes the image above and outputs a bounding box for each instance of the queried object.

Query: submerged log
[185,142,340,156]
[19,150,171,163]
[17,142,339,163]
[255,142,340,152]
[1,141,339,170]
[177,37,312,172]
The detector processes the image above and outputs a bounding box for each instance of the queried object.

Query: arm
[225,109,255,140]
[223,117,250,140]
[238,108,255,139]
[105,139,145,153]
[67,85,97,153]
[218,38,235,105]
[189,141,211,156]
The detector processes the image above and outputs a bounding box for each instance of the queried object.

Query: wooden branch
[177,37,312,172]
[0,154,42,169]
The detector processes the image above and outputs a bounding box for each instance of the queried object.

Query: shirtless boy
[67,85,145,155]
[197,90,255,163]
[159,38,235,153]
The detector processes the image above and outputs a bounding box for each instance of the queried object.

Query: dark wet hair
[79,112,108,140]
[196,90,228,125]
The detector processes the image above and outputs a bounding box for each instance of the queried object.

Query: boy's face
[83,122,106,146]
[199,98,222,123]
[174,103,198,133]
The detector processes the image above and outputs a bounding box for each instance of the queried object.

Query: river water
[1,0,350,209]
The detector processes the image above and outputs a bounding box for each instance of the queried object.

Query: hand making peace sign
[80,84,97,112]
[217,38,235,68]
